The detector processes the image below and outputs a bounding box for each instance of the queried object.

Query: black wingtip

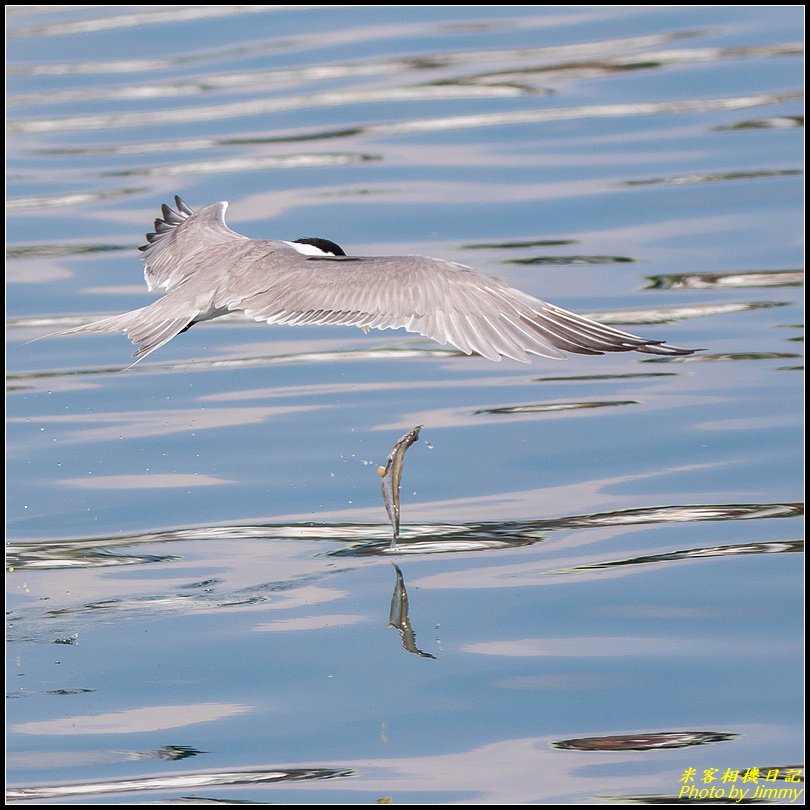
[175,196,195,216]
[639,343,700,356]
[139,197,193,253]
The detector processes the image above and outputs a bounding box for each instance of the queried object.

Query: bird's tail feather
[58,302,194,366]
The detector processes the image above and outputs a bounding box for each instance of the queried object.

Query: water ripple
[106,152,381,178]
[6,501,799,569]
[7,6,283,38]
[6,766,354,802]
[473,400,639,416]
[624,168,803,187]
[552,731,736,752]
[547,539,803,575]
[646,270,804,289]
[6,244,129,260]
[505,254,635,265]
[9,91,801,136]
[6,187,145,211]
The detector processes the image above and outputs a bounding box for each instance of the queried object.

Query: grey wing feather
[223,254,694,362]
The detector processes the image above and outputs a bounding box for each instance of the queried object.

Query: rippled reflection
[7,543,178,570]
[596,301,788,326]
[533,371,678,382]
[7,6,281,38]
[474,400,638,415]
[6,766,354,802]
[6,187,144,211]
[547,539,803,575]
[106,152,380,177]
[624,168,802,187]
[130,745,205,762]
[647,270,804,289]
[7,501,798,570]
[551,730,737,751]
[505,254,635,265]
[715,115,804,130]
[46,688,95,696]
[9,91,801,136]
[6,338,459,386]
[462,239,578,250]
[672,351,802,364]
[6,244,129,260]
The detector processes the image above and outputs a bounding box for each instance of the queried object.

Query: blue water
[6,5,804,804]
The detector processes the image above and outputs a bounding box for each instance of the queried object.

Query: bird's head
[291,237,346,257]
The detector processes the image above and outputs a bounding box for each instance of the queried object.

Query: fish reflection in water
[387,564,436,659]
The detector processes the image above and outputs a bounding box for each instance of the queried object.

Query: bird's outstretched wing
[139,196,248,293]
[223,253,694,362]
[60,197,696,364]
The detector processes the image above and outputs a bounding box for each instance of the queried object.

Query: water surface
[6,5,804,804]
